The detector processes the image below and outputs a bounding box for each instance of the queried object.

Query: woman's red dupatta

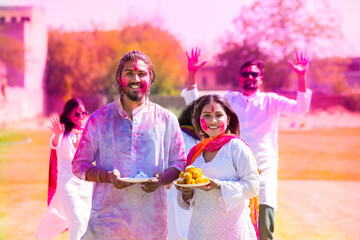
[47,149,58,206]
[186,133,238,166]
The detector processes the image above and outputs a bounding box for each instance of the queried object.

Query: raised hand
[288,51,310,75]
[186,47,207,73]
[49,115,65,136]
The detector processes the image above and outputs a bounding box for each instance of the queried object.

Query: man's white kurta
[72,99,186,239]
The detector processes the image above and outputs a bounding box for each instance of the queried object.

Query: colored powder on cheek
[220,123,226,132]
[140,80,148,94]
[200,118,208,131]
[121,77,127,88]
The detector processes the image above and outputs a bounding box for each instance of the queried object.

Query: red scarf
[47,149,58,205]
[186,133,239,166]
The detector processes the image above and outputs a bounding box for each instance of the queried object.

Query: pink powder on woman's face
[220,122,226,132]
[200,118,208,131]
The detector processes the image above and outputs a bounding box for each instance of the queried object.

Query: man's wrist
[186,82,197,88]
[105,171,112,183]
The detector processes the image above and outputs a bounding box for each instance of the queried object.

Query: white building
[0,6,47,126]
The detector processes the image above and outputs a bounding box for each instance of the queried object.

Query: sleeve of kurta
[217,139,260,212]
[166,113,187,172]
[177,188,197,210]
[72,115,99,180]
[276,89,312,115]
[181,87,199,105]
[50,133,63,149]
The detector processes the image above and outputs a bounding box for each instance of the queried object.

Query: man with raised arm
[182,48,312,240]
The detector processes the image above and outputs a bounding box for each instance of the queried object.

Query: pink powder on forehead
[134,59,138,71]
[211,105,215,112]
[200,118,208,131]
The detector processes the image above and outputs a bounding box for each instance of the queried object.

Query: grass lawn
[0,127,359,239]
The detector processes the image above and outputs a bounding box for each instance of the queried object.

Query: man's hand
[141,171,161,193]
[288,50,309,75]
[110,169,135,189]
[186,47,207,73]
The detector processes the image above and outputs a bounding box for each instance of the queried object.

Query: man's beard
[124,90,144,101]
[243,80,259,90]
[119,85,148,102]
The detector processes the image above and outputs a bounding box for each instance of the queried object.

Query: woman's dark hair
[59,98,84,136]
[178,96,206,126]
[178,101,197,126]
[192,94,240,138]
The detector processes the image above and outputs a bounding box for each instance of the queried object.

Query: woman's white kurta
[36,132,93,240]
[178,139,259,240]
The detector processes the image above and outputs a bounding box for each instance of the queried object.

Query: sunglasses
[240,71,262,78]
[74,111,88,117]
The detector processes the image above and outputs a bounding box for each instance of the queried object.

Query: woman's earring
[199,130,205,135]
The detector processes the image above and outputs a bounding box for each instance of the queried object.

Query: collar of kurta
[241,89,261,101]
[186,133,239,166]
[117,97,150,119]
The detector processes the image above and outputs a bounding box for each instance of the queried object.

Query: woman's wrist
[182,190,194,202]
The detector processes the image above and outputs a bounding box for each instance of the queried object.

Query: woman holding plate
[175,94,260,240]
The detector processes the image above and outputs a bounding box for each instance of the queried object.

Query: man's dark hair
[239,60,266,76]
[115,50,155,84]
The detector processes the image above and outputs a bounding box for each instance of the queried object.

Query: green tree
[217,0,347,92]
[215,42,268,89]
[46,29,123,101]
[45,23,186,105]
[118,23,186,95]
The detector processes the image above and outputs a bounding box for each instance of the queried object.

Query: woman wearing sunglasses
[36,98,93,240]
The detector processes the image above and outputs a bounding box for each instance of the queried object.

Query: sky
[1,0,360,59]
